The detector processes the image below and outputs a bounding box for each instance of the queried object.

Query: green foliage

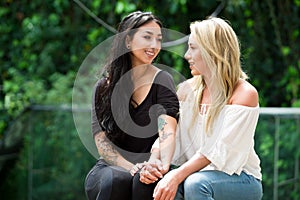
[0,110,95,200]
[44,71,76,104]
[226,0,300,107]
[256,115,300,200]
[1,0,300,199]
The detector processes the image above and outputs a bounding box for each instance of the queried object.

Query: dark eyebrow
[143,30,162,37]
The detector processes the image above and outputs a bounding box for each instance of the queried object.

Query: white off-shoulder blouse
[171,92,262,180]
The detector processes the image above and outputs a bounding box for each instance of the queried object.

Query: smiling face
[184,33,210,77]
[127,21,162,67]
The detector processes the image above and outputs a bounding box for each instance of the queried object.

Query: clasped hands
[129,159,167,184]
[130,160,179,200]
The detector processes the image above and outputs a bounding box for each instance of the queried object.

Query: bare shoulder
[230,79,259,107]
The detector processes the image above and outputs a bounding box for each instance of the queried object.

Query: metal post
[294,116,300,193]
[28,110,33,200]
[273,116,280,200]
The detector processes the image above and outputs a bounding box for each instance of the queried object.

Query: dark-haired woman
[84,11,179,200]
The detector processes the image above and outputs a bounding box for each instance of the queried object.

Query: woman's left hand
[153,169,179,200]
[139,160,164,184]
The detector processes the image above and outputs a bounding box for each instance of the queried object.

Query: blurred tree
[0,0,299,199]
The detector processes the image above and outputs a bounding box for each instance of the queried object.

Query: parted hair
[94,11,162,142]
[190,17,248,133]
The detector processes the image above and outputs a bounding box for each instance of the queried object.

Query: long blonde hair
[190,17,248,133]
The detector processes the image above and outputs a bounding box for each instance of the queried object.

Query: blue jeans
[174,170,263,200]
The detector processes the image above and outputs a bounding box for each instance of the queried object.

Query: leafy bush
[0,110,95,200]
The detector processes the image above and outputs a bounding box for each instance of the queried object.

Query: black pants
[85,159,156,200]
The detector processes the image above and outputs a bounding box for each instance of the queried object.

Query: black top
[91,70,179,163]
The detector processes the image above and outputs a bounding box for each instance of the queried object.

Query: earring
[127,45,130,49]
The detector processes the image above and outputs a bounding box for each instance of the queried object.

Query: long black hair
[95,11,162,142]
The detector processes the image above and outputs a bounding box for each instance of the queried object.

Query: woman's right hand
[153,169,180,200]
[139,159,164,184]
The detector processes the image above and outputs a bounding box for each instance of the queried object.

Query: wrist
[162,163,170,173]
[125,162,135,172]
[149,149,160,161]
[172,168,186,183]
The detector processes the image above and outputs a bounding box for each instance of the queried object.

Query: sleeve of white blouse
[198,106,259,175]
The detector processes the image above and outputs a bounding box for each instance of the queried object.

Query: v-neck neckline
[130,70,162,109]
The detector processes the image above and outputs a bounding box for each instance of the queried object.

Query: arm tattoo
[96,135,118,165]
[158,117,167,132]
[158,116,173,143]
[160,132,173,143]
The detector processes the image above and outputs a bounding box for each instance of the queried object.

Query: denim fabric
[174,170,263,200]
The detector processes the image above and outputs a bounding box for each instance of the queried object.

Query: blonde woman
[143,17,263,200]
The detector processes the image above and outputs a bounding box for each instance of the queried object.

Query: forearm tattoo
[158,117,167,131]
[158,117,173,143]
[160,132,173,143]
[96,134,118,165]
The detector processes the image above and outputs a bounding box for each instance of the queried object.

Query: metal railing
[1,106,300,200]
[260,107,300,200]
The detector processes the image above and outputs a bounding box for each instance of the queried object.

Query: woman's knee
[184,171,263,200]
[132,173,157,200]
[184,172,213,198]
[85,166,114,200]
[85,163,133,199]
